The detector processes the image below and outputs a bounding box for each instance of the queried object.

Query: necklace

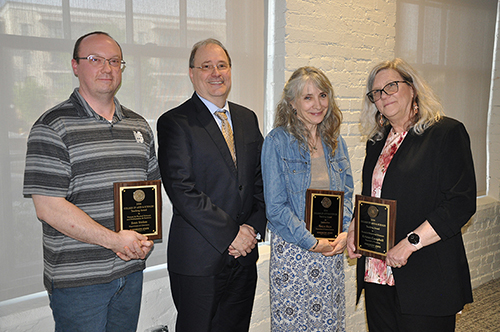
[309,131,319,152]
[310,140,319,151]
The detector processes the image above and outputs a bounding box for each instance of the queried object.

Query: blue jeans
[49,270,143,332]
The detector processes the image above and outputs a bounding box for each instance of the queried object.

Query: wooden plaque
[113,180,162,240]
[305,189,344,240]
[354,194,396,260]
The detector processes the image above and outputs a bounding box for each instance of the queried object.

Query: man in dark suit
[157,38,266,332]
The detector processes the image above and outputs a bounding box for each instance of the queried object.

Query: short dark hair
[73,31,123,62]
[189,38,232,68]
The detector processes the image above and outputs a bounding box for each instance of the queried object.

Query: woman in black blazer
[347,58,476,332]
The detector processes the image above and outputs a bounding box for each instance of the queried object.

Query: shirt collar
[196,92,229,115]
[74,88,124,121]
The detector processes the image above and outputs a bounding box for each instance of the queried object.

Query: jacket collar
[191,93,238,175]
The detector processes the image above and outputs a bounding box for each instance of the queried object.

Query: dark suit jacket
[356,117,476,316]
[157,93,266,276]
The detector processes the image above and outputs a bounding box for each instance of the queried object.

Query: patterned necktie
[215,110,237,167]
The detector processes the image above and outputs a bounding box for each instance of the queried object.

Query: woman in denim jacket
[262,67,353,331]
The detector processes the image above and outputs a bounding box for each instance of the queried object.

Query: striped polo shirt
[23,89,160,292]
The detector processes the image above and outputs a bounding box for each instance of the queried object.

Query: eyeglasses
[191,63,230,72]
[366,80,409,103]
[74,55,126,68]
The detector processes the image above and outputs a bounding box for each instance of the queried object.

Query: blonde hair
[274,66,342,155]
[361,58,443,142]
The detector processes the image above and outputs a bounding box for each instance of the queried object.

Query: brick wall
[464,197,500,289]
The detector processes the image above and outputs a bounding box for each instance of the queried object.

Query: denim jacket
[262,126,354,250]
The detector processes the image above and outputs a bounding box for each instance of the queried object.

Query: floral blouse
[365,128,407,285]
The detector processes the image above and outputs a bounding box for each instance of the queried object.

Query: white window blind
[396,0,497,196]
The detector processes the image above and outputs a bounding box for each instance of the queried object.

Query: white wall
[1,1,500,331]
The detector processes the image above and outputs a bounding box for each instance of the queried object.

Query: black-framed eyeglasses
[191,63,230,72]
[366,80,409,103]
[74,55,126,68]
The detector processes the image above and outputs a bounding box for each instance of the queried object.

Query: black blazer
[356,117,476,316]
[157,93,266,276]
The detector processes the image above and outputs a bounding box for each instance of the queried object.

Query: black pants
[364,282,456,332]
[169,256,257,332]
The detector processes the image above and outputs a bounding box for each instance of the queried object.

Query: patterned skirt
[270,232,346,332]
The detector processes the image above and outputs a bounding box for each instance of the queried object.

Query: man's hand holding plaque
[353,195,396,260]
[305,189,344,240]
[114,180,162,240]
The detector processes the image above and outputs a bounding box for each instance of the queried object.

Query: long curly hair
[361,58,443,142]
[274,66,342,155]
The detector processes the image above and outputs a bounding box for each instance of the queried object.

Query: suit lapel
[192,94,237,174]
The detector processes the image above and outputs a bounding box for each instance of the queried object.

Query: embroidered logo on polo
[133,131,144,143]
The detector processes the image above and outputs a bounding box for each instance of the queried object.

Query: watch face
[408,233,420,245]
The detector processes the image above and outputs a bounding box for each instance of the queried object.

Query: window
[396,0,497,195]
[0,0,264,302]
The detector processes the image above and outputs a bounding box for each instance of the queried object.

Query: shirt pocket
[282,158,309,195]
[329,156,350,188]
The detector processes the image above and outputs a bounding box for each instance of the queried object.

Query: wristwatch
[407,232,423,250]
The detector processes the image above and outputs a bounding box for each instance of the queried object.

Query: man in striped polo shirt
[23,31,160,332]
